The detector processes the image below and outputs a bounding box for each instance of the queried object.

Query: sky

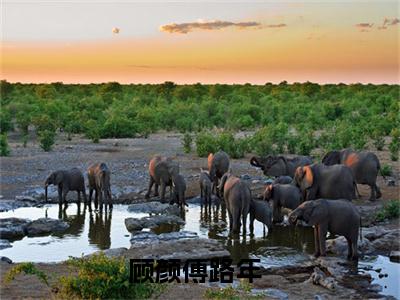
[1,0,399,84]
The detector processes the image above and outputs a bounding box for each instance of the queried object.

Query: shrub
[389,129,400,161]
[38,130,56,151]
[380,164,392,177]
[4,262,48,286]
[22,134,28,148]
[182,132,193,153]
[371,130,385,151]
[296,130,314,156]
[195,131,218,157]
[0,134,10,156]
[85,120,101,143]
[0,110,13,133]
[375,200,400,222]
[59,253,160,299]
[251,127,275,156]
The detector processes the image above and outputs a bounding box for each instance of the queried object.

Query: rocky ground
[0,132,399,299]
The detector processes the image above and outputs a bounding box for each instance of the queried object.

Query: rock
[252,180,261,184]
[240,174,252,180]
[307,266,337,291]
[368,284,382,293]
[386,179,395,186]
[125,218,144,232]
[326,236,375,256]
[370,229,400,252]
[0,200,31,212]
[130,231,198,245]
[125,215,185,232]
[0,239,12,250]
[0,256,12,264]
[0,218,30,239]
[25,218,69,236]
[362,226,388,241]
[263,288,289,300]
[127,238,229,260]
[15,196,37,202]
[389,251,400,262]
[87,247,128,258]
[127,201,180,215]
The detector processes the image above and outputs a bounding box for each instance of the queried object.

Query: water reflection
[88,209,112,249]
[56,204,86,237]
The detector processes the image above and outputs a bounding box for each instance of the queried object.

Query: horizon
[1,0,399,84]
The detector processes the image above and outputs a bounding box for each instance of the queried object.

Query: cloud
[379,17,400,30]
[265,23,287,28]
[159,20,262,34]
[355,23,374,28]
[112,27,120,34]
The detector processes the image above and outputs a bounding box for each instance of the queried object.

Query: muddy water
[0,203,398,297]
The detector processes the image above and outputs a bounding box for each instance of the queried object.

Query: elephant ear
[218,173,229,193]
[54,171,64,185]
[302,166,313,190]
[263,184,274,201]
[207,153,214,172]
[305,201,326,226]
[277,156,289,174]
[294,167,304,187]
[322,151,340,165]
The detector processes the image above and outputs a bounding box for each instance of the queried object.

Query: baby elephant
[171,174,187,208]
[87,163,112,210]
[199,169,212,204]
[218,173,251,235]
[249,199,273,233]
[45,168,87,206]
[289,199,361,260]
[264,184,302,223]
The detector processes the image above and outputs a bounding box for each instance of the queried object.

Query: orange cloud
[355,23,373,28]
[379,17,399,30]
[160,20,261,34]
[265,23,287,28]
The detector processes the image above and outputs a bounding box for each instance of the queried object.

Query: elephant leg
[160,182,166,202]
[314,226,321,257]
[200,187,203,201]
[242,212,247,235]
[318,224,328,256]
[249,212,255,233]
[231,206,241,234]
[154,183,159,197]
[99,188,103,212]
[89,188,93,204]
[375,184,382,199]
[346,237,353,260]
[145,177,154,199]
[228,210,233,232]
[58,186,63,205]
[62,189,69,206]
[368,184,376,201]
[94,189,99,210]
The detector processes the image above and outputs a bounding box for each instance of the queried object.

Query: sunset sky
[1,0,399,84]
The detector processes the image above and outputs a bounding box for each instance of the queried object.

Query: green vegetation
[375,200,400,222]
[389,129,400,161]
[1,81,398,156]
[38,130,56,151]
[380,164,392,177]
[0,134,10,156]
[205,280,262,300]
[59,253,162,299]
[182,132,193,153]
[4,262,48,286]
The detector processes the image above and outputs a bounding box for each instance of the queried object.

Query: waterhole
[0,202,398,297]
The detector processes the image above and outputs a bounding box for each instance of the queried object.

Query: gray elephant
[171,173,187,208]
[208,151,230,195]
[218,172,250,235]
[87,163,112,210]
[199,168,212,204]
[250,155,312,177]
[294,164,355,201]
[272,176,293,185]
[45,168,87,206]
[289,199,361,260]
[322,149,382,201]
[263,183,302,223]
[145,156,179,202]
[249,199,273,233]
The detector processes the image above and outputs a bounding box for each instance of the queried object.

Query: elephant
[199,168,212,204]
[250,155,313,178]
[322,149,382,201]
[249,199,273,233]
[171,173,187,208]
[272,176,293,185]
[145,156,179,202]
[288,199,361,260]
[294,164,356,201]
[87,163,112,210]
[45,168,87,206]
[218,172,251,235]
[263,183,302,223]
[208,151,230,195]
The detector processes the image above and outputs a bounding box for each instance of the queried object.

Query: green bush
[85,120,101,143]
[375,200,400,222]
[380,164,392,177]
[0,110,13,133]
[59,253,160,299]
[182,132,193,153]
[389,129,400,161]
[251,127,275,156]
[4,262,48,286]
[0,134,10,156]
[196,131,218,157]
[38,130,56,151]
[372,130,385,151]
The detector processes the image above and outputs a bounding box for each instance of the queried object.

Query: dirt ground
[0,132,399,299]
